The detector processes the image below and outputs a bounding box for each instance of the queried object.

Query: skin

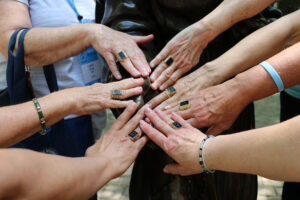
[0,77,144,147]
[0,0,153,79]
[0,103,148,200]
[161,41,300,135]
[148,10,300,113]
[140,108,300,182]
[150,0,275,90]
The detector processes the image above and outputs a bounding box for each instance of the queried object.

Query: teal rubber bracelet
[260,61,284,92]
[32,98,47,135]
[199,135,215,174]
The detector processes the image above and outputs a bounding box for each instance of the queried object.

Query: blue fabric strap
[7,28,31,104]
[260,61,284,92]
[66,0,83,22]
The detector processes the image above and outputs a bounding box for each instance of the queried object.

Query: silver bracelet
[199,135,215,174]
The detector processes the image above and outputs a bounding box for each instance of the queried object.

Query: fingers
[112,78,144,90]
[134,135,148,150]
[131,34,154,44]
[163,164,188,175]
[139,120,167,149]
[170,112,191,128]
[146,91,170,108]
[144,107,174,136]
[154,109,173,125]
[112,87,143,100]
[102,53,122,80]
[122,106,147,133]
[111,102,137,130]
[130,53,151,77]
[119,56,141,77]
[160,67,188,91]
[151,65,176,91]
[150,62,168,84]
[150,45,170,69]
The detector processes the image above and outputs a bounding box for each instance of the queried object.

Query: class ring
[164,56,174,66]
[165,86,176,97]
[128,130,140,142]
[117,51,128,62]
[179,100,190,111]
[111,90,123,100]
[170,121,182,129]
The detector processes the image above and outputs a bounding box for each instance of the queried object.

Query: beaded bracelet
[199,135,215,174]
[32,98,47,135]
[260,61,284,92]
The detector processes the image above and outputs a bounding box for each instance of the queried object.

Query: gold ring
[111,90,123,99]
[117,51,128,62]
[128,130,140,142]
[179,100,190,111]
[164,56,174,66]
[170,121,182,129]
[165,86,176,97]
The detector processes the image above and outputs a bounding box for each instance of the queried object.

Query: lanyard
[66,0,83,22]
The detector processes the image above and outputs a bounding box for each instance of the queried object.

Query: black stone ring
[128,130,140,141]
[165,86,176,97]
[164,56,174,66]
[170,121,182,129]
[117,51,128,62]
[179,100,190,111]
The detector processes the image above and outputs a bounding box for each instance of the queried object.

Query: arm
[140,107,300,182]
[0,78,144,147]
[0,103,147,200]
[205,115,300,181]
[161,41,300,135]
[148,10,300,110]
[150,0,275,90]
[0,1,152,78]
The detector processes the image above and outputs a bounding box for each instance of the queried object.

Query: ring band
[128,130,139,141]
[170,121,182,129]
[111,90,123,99]
[164,56,174,66]
[179,100,190,111]
[117,51,128,62]
[165,87,176,97]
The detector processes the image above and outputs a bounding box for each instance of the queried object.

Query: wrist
[85,23,104,47]
[193,20,218,47]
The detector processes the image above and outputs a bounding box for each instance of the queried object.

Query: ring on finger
[111,90,123,100]
[170,121,182,129]
[165,86,176,97]
[164,56,174,67]
[128,130,140,142]
[117,51,128,62]
[179,100,190,111]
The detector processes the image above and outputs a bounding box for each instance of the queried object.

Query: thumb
[163,163,187,176]
[206,125,225,136]
[131,34,154,44]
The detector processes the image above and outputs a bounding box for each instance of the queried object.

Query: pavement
[98,94,283,200]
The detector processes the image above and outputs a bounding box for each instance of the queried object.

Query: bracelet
[32,98,47,135]
[199,135,215,174]
[260,61,284,92]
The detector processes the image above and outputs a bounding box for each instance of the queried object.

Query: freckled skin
[96,1,281,200]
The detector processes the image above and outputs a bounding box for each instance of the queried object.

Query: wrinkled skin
[96,1,281,200]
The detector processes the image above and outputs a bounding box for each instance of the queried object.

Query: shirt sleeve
[16,0,29,6]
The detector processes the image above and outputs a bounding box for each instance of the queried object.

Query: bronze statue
[96,1,281,199]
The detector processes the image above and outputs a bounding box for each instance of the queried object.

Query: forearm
[205,115,300,181]
[0,1,99,66]
[194,10,300,87]
[0,90,77,147]
[0,149,113,199]
[231,41,300,104]
[196,0,274,44]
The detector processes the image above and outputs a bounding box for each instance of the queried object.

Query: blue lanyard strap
[66,0,83,22]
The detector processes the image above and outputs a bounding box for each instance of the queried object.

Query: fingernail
[151,84,157,90]
[159,86,164,91]
[140,120,145,126]
[145,107,151,113]
[116,74,122,80]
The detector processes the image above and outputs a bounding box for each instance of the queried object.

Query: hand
[147,65,216,111]
[150,22,212,91]
[86,103,148,178]
[67,78,144,115]
[162,80,251,135]
[140,108,206,176]
[91,24,154,79]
